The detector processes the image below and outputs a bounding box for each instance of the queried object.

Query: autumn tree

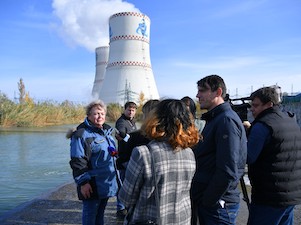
[136,92,146,119]
[138,92,146,106]
[18,78,26,104]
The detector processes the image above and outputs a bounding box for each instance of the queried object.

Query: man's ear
[216,87,223,97]
[268,101,274,107]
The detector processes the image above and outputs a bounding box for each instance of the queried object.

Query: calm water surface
[0,123,250,217]
[0,124,77,216]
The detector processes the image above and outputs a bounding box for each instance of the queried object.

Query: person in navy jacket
[191,75,247,225]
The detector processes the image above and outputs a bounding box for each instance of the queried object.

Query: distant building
[95,12,159,105]
[91,46,109,98]
[282,93,301,127]
[282,93,301,103]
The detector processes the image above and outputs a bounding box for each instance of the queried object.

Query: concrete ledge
[0,183,122,225]
[0,182,300,224]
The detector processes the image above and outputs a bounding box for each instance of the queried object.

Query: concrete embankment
[0,182,300,225]
[0,182,123,225]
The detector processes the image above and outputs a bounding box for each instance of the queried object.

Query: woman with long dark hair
[119,99,200,225]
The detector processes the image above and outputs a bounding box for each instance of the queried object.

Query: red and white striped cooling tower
[91,46,109,98]
[97,12,160,105]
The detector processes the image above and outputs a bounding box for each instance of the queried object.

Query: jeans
[82,198,109,225]
[197,202,239,225]
[116,169,126,211]
[247,203,295,225]
[116,197,125,211]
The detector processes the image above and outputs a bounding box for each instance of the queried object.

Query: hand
[243,121,251,130]
[115,133,123,141]
[80,183,93,199]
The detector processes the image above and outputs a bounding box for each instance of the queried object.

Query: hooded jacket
[69,118,118,200]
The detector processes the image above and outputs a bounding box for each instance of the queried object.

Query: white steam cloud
[52,0,140,52]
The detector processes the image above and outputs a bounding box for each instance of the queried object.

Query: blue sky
[0,0,300,103]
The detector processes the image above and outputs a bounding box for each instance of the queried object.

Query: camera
[225,94,251,122]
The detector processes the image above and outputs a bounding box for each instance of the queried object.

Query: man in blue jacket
[191,74,247,225]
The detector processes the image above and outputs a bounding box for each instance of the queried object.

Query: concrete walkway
[0,182,300,225]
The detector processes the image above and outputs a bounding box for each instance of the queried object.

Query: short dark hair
[124,101,137,109]
[142,99,160,115]
[197,75,227,99]
[181,96,196,118]
[250,87,280,105]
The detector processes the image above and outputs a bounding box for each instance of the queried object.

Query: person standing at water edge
[115,101,137,218]
[191,75,247,225]
[246,87,301,225]
[115,101,138,170]
[67,100,118,225]
[119,99,199,225]
[116,99,160,171]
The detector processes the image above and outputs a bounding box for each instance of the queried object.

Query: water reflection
[0,125,77,216]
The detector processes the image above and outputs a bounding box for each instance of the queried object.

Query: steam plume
[52,0,140,52]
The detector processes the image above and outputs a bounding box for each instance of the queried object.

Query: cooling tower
[98,12,160,105]
[91,46,109,98]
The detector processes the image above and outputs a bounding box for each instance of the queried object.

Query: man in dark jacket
[115,101,138,170]
[246,87,301,225]
[115,101,137,218]
[116,99,160,170]
[191,75,247,225]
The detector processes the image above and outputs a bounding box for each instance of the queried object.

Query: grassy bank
[0,93,86,127]
[0,93,128,127]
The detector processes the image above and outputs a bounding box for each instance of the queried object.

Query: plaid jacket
[118,140,196,225]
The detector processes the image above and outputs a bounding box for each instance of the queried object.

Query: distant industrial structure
[282,93,301,127]
[91,46,109,98]
[92,12,159,105]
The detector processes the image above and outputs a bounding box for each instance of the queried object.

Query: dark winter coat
[191,102,247,207]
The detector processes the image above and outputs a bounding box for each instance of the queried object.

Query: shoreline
[0,182,300,225]
[0,182,124,225]
[0,181,72,220]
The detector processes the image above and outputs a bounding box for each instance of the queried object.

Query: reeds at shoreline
[0,96,86,127]
[0,93,125,127]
